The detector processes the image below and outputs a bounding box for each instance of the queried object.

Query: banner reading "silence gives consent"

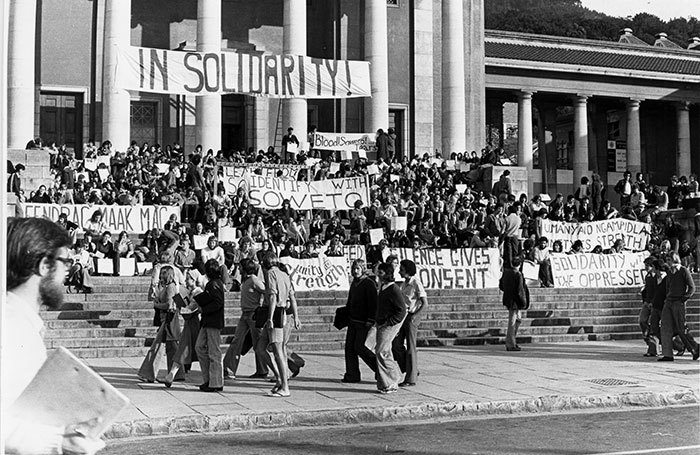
[550,252,649,288]
[390,248,500,289]
[538,218,650,251]
[243,173,370,211]
[21,203,180,233]
[116,46,371,98]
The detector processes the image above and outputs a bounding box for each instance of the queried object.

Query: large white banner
[116,46,371,98]
[550,252,649,288]
[538,219,650,251]
[246,173,370,210]
[312,132,377,154]
[220,163,307,195]
[389,248,500,289]
[280,256,350,291]
[21,203,180,233]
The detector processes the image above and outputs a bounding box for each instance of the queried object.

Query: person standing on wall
[4,217,105,454]
[499,256,530,352]
[659,253,700,361]
[282,127,299,160]
[392,259,428,387]
[342,259,378,383]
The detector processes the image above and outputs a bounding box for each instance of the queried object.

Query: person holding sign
[392,260,428,387]
[499,257,530,352]
[374,262,407,394]
[4,217,106,455]
[282,127,299,158]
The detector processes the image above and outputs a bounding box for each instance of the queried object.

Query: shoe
[676,348,686,357]
[341,377,360,383]
[198,382,210,391]
[200,386,223,393]
[290,367,301,379]
[378,387,398,394]
[83,287,93,294]
[657,357,674,362]
[224,373,236,380]
[399,381,416,387]
[506,346,521,352]
[693,348,700,361]
[643,353,656,357]
[248,372,268,379]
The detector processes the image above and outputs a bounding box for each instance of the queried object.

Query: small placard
[430,158,444,167]
[286,142,299,153]
[219,227,237,243]
[97,168,109,182]
[459,163,470,172]
[193,234,210,250]
[367,164,380,175]
[456,184,468,193]
[136,262,153,276]
[96,258,113,275]
[389,174,400,183]
[357,150,367,159]
[155,163,169,174]
[445,160,457,170]
[522,260,539,282]
[390,216,407,231]
[369,228,384,245]
[330,162,340,174]
[340,150,352,160]
[96,156,110,168]
[119,258,136,276]
[84,158,97,171]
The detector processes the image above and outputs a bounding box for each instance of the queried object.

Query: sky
[580,0,699,20]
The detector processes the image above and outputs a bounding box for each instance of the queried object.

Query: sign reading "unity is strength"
[116,46,372,98]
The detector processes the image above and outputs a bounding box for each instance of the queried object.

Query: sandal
[270,383,282,394]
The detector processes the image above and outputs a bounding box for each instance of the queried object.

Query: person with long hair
[342,259,378,383]
[392,259,427,387]
[194,259,226,392]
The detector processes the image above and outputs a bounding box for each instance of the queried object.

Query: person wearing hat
[282,127,299,157]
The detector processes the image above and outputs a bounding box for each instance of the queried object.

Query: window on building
[130,101,158,147]
[387,0,399,7]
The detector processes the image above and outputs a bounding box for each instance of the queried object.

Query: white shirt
[2,292,64,454]
[401,276,427,314]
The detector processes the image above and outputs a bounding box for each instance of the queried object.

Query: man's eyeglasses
[53,257,73,267]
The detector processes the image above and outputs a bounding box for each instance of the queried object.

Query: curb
[104,389,699,440]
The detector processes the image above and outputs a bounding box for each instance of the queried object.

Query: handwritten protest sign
[388,248,500,289]
[550,252,648,288]
[246,173,370,210]
[390,216,407,231]
[538,219,650,251]
[116,46,371,98]
[220,162,308,195]
[280,256,350,291]
[97,169,109,182]
[312,132,377,154]
[155,163,169,174]
[370,228,385,245]
[96,156,111,168]
[84,158,97,171]
[192,235,210,250]
[21,203,179,233]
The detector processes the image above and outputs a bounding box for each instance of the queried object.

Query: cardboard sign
[330,163,340,175]
[193,235,210,250]
[389,174,400,183]
[119,258,136,276]
[84,158,97,171]
[522,260,539,281]
[370,228,385,245]
[550,252,648,288]
[136,262,153,275]
[390,216,407,231]
[218,227,237,243]
[97,168,109,182]
[155,163,169,174]
[456,184,468,193]
[96,258,113,275]
[367,164,380,175]
[96,156,111,168]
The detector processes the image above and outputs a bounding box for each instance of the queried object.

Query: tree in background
[485,0,700,46]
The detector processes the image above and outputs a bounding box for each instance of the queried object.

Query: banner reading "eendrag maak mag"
[115,46,371,98]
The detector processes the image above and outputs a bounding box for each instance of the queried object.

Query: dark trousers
[344,321,377,381]
[503,236,521,269]
[392,312,421,383]
[661,300,699,358]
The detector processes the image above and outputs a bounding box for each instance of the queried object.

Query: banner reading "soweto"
[220,162,308,195]
[116,46,371,98]
[389,248,500,289]
[550,252,649,288]
[312,132,377,154]
[246,173,369,210]
[280,256,350,291]
[538,218,650,251]
[21,203,180,233]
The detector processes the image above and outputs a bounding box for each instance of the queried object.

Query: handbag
[333,306,350,330]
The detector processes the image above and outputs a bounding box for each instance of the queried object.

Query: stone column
[102,0,131,153]
[283,0,308,144]
[441,0,466,155]
[517,91,534,196]
[677,101,691,177]
[463,0,486,153]
[626,99,642,175]
[195,0,221,152]
[573,95,589,187]
[364,0,389,133]
[7,0,37,149]
[413,0,434,158]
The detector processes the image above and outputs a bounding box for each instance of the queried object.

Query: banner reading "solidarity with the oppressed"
[21,203,180,233]
[116,46,371,98]
[389,248,500,289]
[245,173,370,211]
[538,218,650,251]
[280,256,350,291]
[220,163,308,195]
[550,252,649,288]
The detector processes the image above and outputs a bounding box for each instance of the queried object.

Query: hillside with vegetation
[485,0,700,47]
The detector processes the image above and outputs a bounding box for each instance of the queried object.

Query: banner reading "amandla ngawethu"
[550,252,649,288]
[389,248,500,289]
[116,46,371,98]
[538,218,650,251]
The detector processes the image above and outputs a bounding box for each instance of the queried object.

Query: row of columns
[516,94,695,191]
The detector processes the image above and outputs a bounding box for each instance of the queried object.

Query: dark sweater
[499,268,530,311]
[641,273,656,304]
[346,276,378,324]
[375,283,407,326]
[651,276,667,311]
[195,278,225,329]
[666,266,695,302]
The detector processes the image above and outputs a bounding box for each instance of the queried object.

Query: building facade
[5,0,700,197]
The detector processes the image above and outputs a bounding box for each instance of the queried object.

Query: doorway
[39,92,83,154]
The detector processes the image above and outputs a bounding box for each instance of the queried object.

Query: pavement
[91,340,700,440]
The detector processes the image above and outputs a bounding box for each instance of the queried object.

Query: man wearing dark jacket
[374,262,407,394]
[194,259,226,391]
[342,259,378,383]
[659,253,700,361]
[499,257,530,352]
[375,129,390,162]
